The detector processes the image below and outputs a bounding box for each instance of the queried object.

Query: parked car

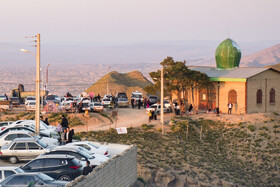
[25,96,36,105]
[81,100,91,111]
[0,172,69,186]
[0,137,56,164]
[20,155,82,181]
[0,130,59,148]
[146,104,171,114]
[0,126,50,138]
[90,102,103,112]
[148,95,158,105]
[131,91,143,102]
[117,98,129,108]
[42,146,109,167]
[9,120,59,138]
[0,95,7,101]
[9,97,20,106]
[45,94,61,104]
[26,101,36,111]
[67,141,110,157]
[0,122,13,129]
[101,98,111,107]
[116,92,128,99]
[0,167,24,182]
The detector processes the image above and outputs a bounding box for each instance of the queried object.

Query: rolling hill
[85,70,152,97]
[241,44,280,67]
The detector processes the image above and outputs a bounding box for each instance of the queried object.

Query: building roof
[188,66,270,82]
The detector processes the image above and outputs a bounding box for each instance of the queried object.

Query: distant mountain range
[241,44,280,67]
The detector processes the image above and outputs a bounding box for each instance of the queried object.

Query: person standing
[4,94,8,101]
[148,110,152,123]
[228,102,233,114]
[60,129,66,145]
[83,160,93,175]
[67,127,74,143]
[65,127,70,144]
[44,118,49,125]
[131,98,134,108]
[138,99,141,109]
[61,115,69,132]
[143,97,147,109]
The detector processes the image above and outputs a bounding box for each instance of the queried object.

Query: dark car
[148,96,158,105]
[0,173,68,186]
[0,126,49,138]
[20,155,82,181]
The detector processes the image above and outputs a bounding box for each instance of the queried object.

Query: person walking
[61,115,69,132]
[228,103,233,114]
[82,160,93,175]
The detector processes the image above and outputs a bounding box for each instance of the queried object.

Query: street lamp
[20,34,41,135]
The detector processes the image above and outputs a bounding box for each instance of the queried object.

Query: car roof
[37,154,75,159]
[0,166,18,170]
[4,130,32,135]
[12,137,37,142]
[52,146,81,151]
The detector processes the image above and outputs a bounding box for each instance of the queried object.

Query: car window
[27,159,44,169]
[10,143,16,150]
[14,143,26,150]
[0,170,2,180]
[4,134,18,141]
[77,144,90,150]
[28,142,41,150]
[6,175,36,185]
[47,159,63,167]
[68,152,83,160]
[18,134,31,138]
[4,170,15,178]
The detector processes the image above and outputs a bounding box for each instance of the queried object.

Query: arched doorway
[228,90,237,104]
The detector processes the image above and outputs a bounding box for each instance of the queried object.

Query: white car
[67,141,110,157]
[101,98,111,107]
[9,120,59,138]
[44,146,109,167]
[25,96,36,105]
[26,101,36,111]
[0,130,59,148]
[0,167,24,182]
[146,104,171,114]
[82,100,91,111]
[90,102,104,112]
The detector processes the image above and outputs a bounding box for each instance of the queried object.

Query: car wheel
[59,175,72,181]
[9,156,18,164]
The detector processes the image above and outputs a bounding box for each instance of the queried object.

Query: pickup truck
[0,100,11,112]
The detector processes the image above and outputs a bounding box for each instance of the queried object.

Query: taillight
[0,152,2,155]
[104,151,108,155]
[70,166,81,170]
[1,127,6,130]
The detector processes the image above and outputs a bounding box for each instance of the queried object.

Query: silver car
[0,167,24,182]
[0,138,56,164]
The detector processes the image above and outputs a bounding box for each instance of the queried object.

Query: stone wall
[67,145,137,187]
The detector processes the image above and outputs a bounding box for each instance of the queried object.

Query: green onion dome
[215,38,241,69]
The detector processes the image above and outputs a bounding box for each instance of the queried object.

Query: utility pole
[35,34,41,135]
[45,64,50,92]
[161,67,164,135]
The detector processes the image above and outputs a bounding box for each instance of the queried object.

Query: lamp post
[20,34,41,135]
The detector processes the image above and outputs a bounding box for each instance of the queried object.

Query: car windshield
[103,99,110,101]
[88,142,99,149]
[27,97,35,100]
[10,98,18,101]
[37,173,55,182]
[78,150,92,159]
[29,102,36,105]
[94,103,101,106]
[36,139,47,148]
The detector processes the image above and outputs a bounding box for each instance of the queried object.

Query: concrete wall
[67,145,137,187]
[247,69,280,114]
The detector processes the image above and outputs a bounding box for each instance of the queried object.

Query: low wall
[67,145,137,187]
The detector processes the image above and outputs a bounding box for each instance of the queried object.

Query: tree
[144,57,212,115]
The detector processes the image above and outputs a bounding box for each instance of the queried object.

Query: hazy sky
[0,0,279,43]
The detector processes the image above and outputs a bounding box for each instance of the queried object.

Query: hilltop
[85,70,152,97]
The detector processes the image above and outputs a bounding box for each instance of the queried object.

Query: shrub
[141,124,154,131]
[248,125,256,132]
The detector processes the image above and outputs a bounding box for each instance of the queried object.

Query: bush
[248,125,256,132]
[142,124,154,131]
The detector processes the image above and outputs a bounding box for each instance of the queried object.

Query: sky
[0,0,280,44]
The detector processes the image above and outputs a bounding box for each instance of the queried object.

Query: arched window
[270,88,275,103]
[228,90,237,104]
[257,89,262,104]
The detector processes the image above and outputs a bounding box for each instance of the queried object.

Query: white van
[131,91,143,102]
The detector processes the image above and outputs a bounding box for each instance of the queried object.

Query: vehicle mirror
[81,157,86,161]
